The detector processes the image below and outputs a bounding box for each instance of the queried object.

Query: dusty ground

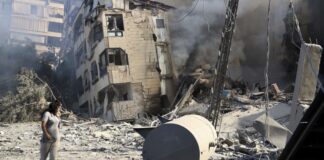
[0,121,143,160]
[0,102,290,160]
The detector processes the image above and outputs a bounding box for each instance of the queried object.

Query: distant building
[0,0,64,54]
[68,0,176,121]
[60,0,83,58]
[0,0,12,44]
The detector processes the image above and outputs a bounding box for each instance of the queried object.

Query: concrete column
[288,43,322,138]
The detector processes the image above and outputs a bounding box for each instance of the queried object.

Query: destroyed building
[68,0,176,121]
[0,0,64,54]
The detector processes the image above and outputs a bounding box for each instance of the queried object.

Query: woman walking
[40,100,61,160]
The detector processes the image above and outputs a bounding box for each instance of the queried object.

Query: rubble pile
[174,65,294,117]
[61,119,144,156]
[208,100,292,159]
[213,127,281,159]
[154,66,294,159]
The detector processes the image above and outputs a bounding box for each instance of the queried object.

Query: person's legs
[49,141,59,160]
[40,142,50,160]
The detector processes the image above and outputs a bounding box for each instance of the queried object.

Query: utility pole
[209,0,239,128]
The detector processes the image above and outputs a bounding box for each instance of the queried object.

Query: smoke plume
[169,0,298,85]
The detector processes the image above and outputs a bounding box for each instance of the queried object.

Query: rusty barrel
[143,115,217,160]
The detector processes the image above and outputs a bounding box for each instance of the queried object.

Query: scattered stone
[221,139,234,146]
[0,123,10,127]
[237,130,256,147]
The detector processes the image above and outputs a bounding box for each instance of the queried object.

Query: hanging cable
[172,0,200,23]
[264,0,272,139]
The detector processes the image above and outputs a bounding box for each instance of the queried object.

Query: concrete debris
[233,95,262,105]
[253,114,291,149]
[0,120,143,159]
[237,130,256,148]
[0,123,10,127]
[271,83,281,97]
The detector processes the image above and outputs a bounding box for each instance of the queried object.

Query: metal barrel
[143,115,217,160]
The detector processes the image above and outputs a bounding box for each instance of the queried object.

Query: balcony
[108,65,131,84]
[111,100,141,121]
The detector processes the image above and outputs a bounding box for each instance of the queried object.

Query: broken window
[107,48,128,66]
[79,101,89,114]
[88,23,103,51]
[94,23,103,41]
[31,5,37,15]
[48,22,63,33]
[91,61,99,84]
[128,2,137,10]
[75,41,87,67]
[156,19,165,28]
[99,50,108,77]
[77,77,84,95]
[109,83,133,102]
[84,70,90,90]
[106,14,124,37]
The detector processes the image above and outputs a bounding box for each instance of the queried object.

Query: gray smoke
[169,0,299,85]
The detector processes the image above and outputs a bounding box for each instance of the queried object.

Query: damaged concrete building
[0,0,64,54]
[70,0,176,121]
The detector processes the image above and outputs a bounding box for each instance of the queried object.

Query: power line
[172,0,200,23]
[264,0,272,140]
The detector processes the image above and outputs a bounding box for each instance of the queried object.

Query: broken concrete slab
[271,83,281,96]
[177,99,209,116]
[253,113,291,149]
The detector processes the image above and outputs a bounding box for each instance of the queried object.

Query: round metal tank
[143,115,217,160]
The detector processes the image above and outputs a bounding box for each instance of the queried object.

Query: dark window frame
[91,61,99,84]
[84,70,90,91]
[77,77,84,96]
[48,22,63,33]
[106,14,124,37]
[99,50,108,77]
[107,48,129,66]
[156,19,165,28]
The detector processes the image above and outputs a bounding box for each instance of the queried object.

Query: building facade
[60,0,83,57]
[71,0,176,121]
[0,0,12,44]
[0,0,64,54]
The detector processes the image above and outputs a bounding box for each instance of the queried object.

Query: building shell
[70,0,176,121]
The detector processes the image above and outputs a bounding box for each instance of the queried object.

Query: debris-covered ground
[0,101,291,160]
[0,120,143,160]
[212,101,291,159]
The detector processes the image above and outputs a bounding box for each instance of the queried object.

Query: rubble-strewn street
[0,120,143,160]
[0,101,291,160]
